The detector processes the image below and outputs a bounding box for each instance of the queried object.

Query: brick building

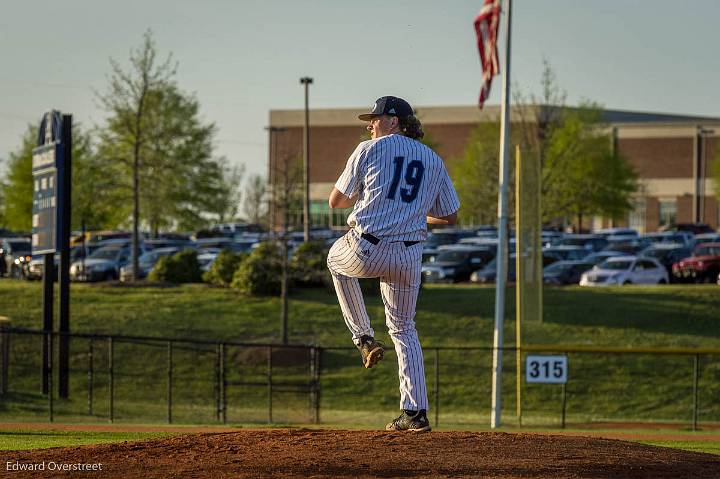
[267,105,719,232]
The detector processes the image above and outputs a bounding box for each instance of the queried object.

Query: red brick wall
[676,195,693,224]
[618,138,694,178]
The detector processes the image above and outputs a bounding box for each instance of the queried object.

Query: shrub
[203,250,247,287]
[148,249,203,283]
[231,241,283,295]
[290,241,329,287]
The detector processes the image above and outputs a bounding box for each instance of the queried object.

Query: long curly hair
[398,115,424,140]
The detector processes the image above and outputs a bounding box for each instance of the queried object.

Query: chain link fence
[0,327,718,428]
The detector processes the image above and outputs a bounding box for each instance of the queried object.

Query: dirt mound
[3,429,719,478]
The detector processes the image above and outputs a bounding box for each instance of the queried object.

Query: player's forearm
[426,212,458,226]
[329,188,357,209]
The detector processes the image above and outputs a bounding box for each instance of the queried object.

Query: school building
[267,105,719,233]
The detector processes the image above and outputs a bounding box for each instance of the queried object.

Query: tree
[1,126,36,231]
[543,104,637,230]
[97,30,176,279]
[243,174,267,225]
[1,124,113,232]
[214,160,245,224]
[98,31,241,277]
[453,60,637,229]
[451,122,502,226]
[71,127,126,231]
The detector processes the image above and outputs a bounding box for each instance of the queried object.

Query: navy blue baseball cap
[358,96,413,121]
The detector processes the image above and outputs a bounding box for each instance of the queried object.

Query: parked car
[0,238,32,278]
[470,252,558,284]
[543,260,595,285]
[582,250,631,266]
[671,242,720,283]
[421,246,494,283]
[639,244,692,281]
[594,228,638,238]
[26,245,95,280]
[119,247,181,281]
[425,229,477,248]
[197,250,220,272]
[556,234,608,253]
[470,255,516,284]
[689,233,720,251]
[70,244,142,282]
[143,238,194,251]
[661,223,715,235]
[580,256,668,286]
[642,232,692,247]
[602,238,652,255]
[542,245,588,262]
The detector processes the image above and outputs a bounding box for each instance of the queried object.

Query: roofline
[269,104,720,129]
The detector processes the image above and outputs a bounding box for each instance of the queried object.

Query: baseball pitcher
[327,96,460,432]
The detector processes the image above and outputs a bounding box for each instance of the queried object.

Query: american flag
[474,0,501,108]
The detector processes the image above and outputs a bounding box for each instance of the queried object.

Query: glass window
[628,198,646,233]
[659,200,677,227]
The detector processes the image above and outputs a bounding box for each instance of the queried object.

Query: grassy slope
[0,280,719,426]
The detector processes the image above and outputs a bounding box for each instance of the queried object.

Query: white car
[579,256,668,286]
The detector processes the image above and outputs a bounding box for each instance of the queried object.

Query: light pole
[300,76,313,242]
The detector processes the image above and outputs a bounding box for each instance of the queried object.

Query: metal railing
[0,327,718,428]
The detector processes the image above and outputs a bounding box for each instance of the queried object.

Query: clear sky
[1,0,718,181]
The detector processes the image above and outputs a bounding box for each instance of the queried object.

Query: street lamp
[300,76,313,242]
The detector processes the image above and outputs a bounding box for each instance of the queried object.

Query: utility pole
[300,77,313,242]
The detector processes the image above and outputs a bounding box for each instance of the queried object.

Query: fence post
[167,341,173,424]
[561,382,567,429]
[434,348,440,429]
[214,342,220,422]
[220,343,227,424]
[692,354,699,431]
[87,339,93,416]
[108,337,114,423]
[48,332,54,422]
[0,320,9,394]
[267,346,273,424]
[313,347,321,424]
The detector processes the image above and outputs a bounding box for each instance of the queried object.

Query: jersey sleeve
[428,167,460,217]
[334,141,369,198]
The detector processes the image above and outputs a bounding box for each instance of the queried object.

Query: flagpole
[491,0,512,430]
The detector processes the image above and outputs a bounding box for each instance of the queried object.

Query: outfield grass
[0,429,173,450]
[0,280,718,427]
[638,440,720,456]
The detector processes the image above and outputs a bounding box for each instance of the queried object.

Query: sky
[1,0,718,183]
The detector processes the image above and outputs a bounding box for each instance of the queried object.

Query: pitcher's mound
[4,429,719,478]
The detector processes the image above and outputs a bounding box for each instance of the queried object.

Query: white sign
[526,355,568,384]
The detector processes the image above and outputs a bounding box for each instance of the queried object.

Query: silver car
[70,244,141,282]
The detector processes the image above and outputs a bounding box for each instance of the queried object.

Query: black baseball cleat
[358,335,384,369]
[385,409,431,432]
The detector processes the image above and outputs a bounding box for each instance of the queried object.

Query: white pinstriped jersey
[335,134,460,241]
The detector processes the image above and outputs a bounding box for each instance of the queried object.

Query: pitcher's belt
[360,232,419,248]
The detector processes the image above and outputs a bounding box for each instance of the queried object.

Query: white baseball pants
[327,229,428,411]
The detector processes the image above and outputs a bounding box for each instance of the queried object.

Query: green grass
[0,429,173,450]
[638,440,720,456]
[0,280,719,427]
